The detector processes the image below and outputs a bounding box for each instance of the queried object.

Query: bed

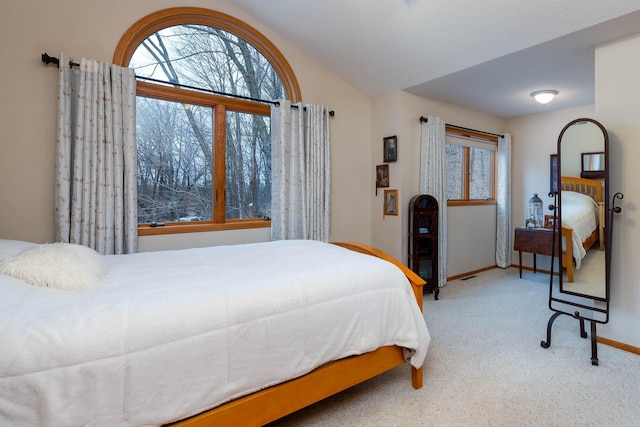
[560,176,604,282]
[0,239,430,426]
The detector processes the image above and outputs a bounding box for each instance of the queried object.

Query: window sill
[447,200,497,207]
[138,219,271,236]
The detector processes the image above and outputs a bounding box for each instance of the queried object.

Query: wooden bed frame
[560,176,604,282]
[171,242,426,427]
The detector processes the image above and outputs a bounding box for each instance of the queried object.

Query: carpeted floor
[270,267,640,426]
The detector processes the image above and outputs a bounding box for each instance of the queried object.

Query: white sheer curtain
[420,116,447,288]
[270,100,331,241]
[55,53,137,254]
[496,133,512,267]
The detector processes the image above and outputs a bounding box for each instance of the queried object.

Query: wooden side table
[513,227,561,278]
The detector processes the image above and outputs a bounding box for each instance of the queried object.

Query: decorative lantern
[528,193,543,228]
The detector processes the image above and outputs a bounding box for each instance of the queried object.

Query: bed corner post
[411,367,423,389]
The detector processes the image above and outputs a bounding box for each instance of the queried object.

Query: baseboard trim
[597,336,640,356]
[448,265,498,282]
[510,264,560,277]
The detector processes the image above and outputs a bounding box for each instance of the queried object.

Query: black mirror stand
[540,192,623,366]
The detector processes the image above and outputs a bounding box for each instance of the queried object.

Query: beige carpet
[269,267,640,426]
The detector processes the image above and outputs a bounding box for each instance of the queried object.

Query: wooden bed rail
[332,241,426,311]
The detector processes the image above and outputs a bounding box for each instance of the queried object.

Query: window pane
[226,111,271,219]
[128,17,287,228]
[446,144,464,200]
[469,147,493,200]
[130,25,285,101]
[136,97,213,223]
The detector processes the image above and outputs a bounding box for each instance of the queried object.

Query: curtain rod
[419,116,503,138]
[41,53,334,116]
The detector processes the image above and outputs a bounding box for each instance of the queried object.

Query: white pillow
[0,243,108,291]
[0,239,37,262]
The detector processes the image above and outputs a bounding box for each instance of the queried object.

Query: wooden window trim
[138,218,271,236]
[114,7,302,235]
[446,125,498,206]
[213,105,226,222]
[136,82,271,115]
[112,7,301,103]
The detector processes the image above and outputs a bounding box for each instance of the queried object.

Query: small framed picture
[376,164,389,188]
[544,214,557,229]
[384,189,398,216]
[383,136,397,162]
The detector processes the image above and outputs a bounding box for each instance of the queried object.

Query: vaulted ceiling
[235,1,640,118]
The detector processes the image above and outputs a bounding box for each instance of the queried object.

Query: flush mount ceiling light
[531,90,558,104]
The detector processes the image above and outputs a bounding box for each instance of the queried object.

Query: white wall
[595,33,640,347]
[0,0,372,250]
[370,91,504,277]
[505,105,595,272]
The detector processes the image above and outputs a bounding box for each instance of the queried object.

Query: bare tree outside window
[469,147,493,200]
[130,24,284,224]
[446,144,464,200]
[446,143,495,202]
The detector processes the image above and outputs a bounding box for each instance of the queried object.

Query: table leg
[591,321,599,366]
[518,251,523,278]
[533,253,537,274]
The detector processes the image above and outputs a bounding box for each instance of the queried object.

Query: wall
[370,91,504,277]
[560,123,605,178]
[595,33,640,347]
[505,104,595,271]
[0,0,372,250]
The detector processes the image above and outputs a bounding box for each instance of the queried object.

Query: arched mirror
[542,117,623,365]
[558,118,608,301]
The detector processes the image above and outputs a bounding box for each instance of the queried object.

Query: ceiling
[234,0,640,118]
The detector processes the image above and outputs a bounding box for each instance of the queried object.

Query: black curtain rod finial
[41,52,78,68]
[41,53,59,66]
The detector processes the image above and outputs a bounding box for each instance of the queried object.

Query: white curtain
[55,53,137,254]
[496,133,512,267]
[270,100,331,241]
[419,116,447,288]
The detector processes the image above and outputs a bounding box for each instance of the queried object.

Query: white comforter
[0,240,430,426]
[562,191,600,269]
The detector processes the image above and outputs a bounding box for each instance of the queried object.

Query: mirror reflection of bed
[558,120,606,301]
[558,176,605,298]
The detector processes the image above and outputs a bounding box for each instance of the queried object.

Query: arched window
[113,7,301,234]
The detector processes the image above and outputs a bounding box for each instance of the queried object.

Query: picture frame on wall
[383,136,398,162]
[376,164,389,189]
[384,189,398,216]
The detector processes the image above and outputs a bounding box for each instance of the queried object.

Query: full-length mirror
[541,117,623,366]
[557,119,607,300]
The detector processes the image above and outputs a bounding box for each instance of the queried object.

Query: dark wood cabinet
[408,195,439,300]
